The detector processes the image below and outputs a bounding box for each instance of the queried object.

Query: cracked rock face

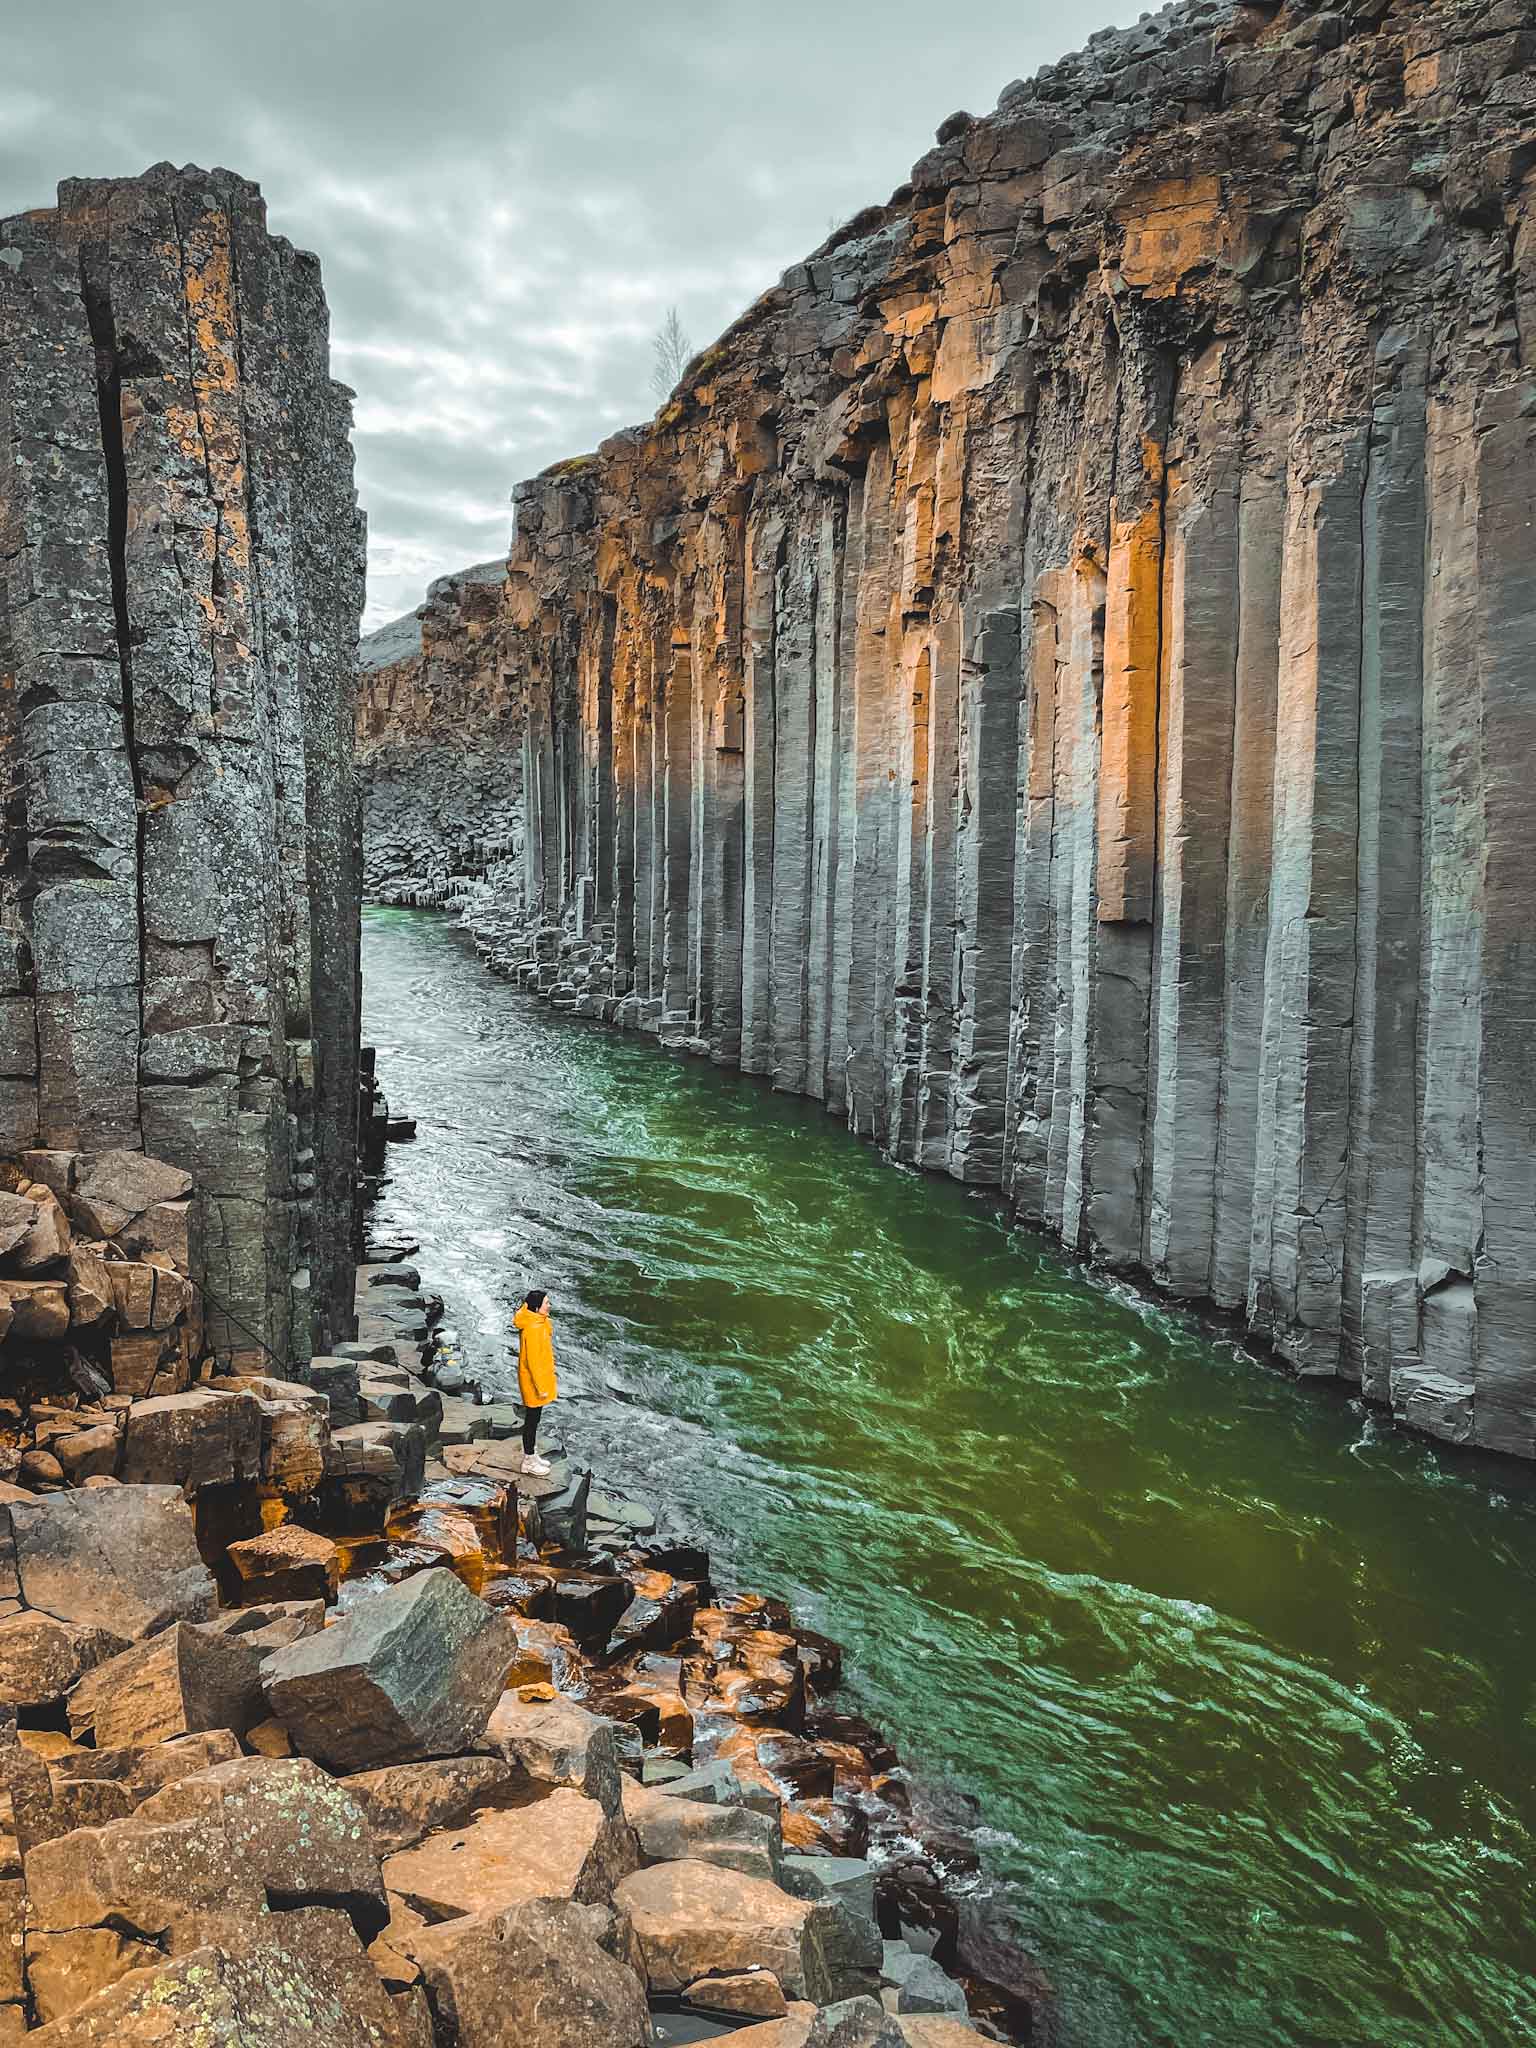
[0,164,366,1369]
[385,0,1536,1460]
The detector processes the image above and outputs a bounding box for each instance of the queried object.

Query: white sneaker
[522,1453,551,1477]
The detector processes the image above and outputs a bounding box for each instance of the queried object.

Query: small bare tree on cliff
[650,306,693,403]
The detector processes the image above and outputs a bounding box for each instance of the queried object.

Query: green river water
[362,906,1536,2048]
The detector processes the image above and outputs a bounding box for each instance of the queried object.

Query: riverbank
[360,905,1536,2048]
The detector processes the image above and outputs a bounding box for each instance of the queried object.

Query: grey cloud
[3,0,1145,625]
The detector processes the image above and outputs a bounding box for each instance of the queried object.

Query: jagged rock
[405,1895,648,2048]
[212,1376,329,1494]
[614,1859,840,2001]
[382,1786,638,1919]
[622,1780,780,1880]
[49,1730,244,1802]
[307,1356,364,1427]
[2,1485,216,1638]
[261,1567,515,1770]
[341,1754,519,1855]
[0,1616,125,1710]
[65,1623,265,1746]
[481,1690,625,1815]
[0,1281,69,1342]
[0,1194,38,1259]
[136,1756,387,1940]
[227,1525,339,1604]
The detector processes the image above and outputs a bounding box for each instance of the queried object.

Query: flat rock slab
[261,1566,515,1771]
[614,1859,839,2002]
[383,1785,637,1920]
[3,1485,216,1639]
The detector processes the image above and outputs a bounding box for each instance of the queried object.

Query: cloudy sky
[4,0,1142,629]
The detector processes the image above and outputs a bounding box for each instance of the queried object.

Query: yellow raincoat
[514,1302,558,1408]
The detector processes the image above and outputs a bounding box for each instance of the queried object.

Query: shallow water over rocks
[362,907,1536,2048]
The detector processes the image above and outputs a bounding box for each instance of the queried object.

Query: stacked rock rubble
[0,164,365,1373]
[0,1229,1037,2045]
[424,0,1536,1461]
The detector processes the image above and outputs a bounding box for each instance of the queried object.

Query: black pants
[522,1403,544,1455]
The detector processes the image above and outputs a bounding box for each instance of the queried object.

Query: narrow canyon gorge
[363,0,1536,1463]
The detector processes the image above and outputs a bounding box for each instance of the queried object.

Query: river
[361,906,1536,2048]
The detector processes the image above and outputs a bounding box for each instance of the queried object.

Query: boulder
[66,1624,265,1747]
[408,1896,649,2048]
[25,1926,159,2025]
[716,2006,820,2046]
[0,1193,38,1258]
[325,1420,425,1502]
[551,1570,633,1647]
[0,1281,69,1342]
[805,1998,909,2046]
[117,1389,261,1493]
[51,1425,118,1482]
[227,1525,339,1605]
[70,1151,192,1240]
[888,1953,968,2018]
[613,1859,839,2001]
[261,1567,515,1771]
[0,1615,125,1710]
[894,2021,985,2046]
[383,1786,638,1921]
[25,1906,417,2047]
[136,1756,387,1940]
[119,1198,199,1273]
[50,1729,243,1802]
[213,1376,329,1494]
[481,1690,625,1816]
[685,1970,790,2018]
[23,1811,268,1941]
[342,1754,520,1855]
[306,1357,363,1428]
[3,1485,216,1638]
[17,1450,63,1489]
[623,1779,780,1880]
[14,1190,70,1270]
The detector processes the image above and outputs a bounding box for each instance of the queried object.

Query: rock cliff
[371,0,1536,1462]
[0,165,365,1368]
[358,562,522,907]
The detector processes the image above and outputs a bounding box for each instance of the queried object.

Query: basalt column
[486,0,1536,1462]
[0,165,364,1367]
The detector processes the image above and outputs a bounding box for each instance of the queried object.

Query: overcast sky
[4,0,1142,629]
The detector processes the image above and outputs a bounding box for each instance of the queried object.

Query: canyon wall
[0,164,365,1369]
[358,560,523,907]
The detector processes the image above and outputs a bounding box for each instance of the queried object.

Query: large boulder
[342,1755,520,1855]
[481,1690,625,1815]
[0,1192,37,1258]
[24,1811,268,1944]
[623,1779,780,1880]
[407,1896,648,2048]
[66,1625,264,1746]
[26,1906,416,2046]
[613,1859,840,2001]
[2,1486,215,1638]
[261,1568,514,1771]
[117,1390,261,1493]
[70,1151,192,1241]
[214,1376,330,1495]
[0,1616,125,1710]
[136,1757,387,1940]
[382,1787,637,1921]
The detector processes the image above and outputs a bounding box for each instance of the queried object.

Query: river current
[361,907,1536,2048]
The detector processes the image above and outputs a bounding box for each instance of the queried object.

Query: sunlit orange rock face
[428,0,1536,1459]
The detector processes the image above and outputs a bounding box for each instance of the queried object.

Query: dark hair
[523,1288,548,1312]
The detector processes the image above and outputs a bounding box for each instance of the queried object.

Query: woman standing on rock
[513,1288,557,1476]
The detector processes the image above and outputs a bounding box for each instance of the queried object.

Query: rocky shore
[0,1099,1052,2045]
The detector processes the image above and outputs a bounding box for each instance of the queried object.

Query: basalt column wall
[0,165,365,1367]
[357,559,523,907]
[497,0,1536,1461]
